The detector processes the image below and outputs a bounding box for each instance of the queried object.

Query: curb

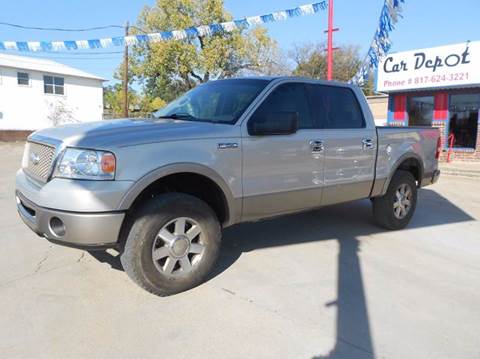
[440,170,480,178]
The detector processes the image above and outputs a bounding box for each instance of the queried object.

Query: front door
[241,82,325,221]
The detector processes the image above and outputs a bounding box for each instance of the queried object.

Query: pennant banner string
[0,2,327,52]
[0,0,405,88]
[350,0,406,86]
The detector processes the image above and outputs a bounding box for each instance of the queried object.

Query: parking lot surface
[1,142,479,359]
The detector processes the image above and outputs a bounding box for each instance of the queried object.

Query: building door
[448,93,480,149]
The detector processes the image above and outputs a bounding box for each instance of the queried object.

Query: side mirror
[248,111,299,136]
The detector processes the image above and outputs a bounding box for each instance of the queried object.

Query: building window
[408,96,434,126]
[448,94,479,149]
[44,75,64,95]
[17,72,30,86]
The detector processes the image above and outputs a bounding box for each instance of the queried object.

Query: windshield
[154,79,271,124]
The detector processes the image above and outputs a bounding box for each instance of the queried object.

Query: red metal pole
[327,0,334,81]
[447,133,455,163]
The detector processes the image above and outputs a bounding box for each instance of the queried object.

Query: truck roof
[215,76,356,88]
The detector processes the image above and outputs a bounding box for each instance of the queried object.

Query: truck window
[307,85,365,129]
[252,83,315,129]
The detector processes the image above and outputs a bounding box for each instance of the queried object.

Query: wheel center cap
[171,236,190,257]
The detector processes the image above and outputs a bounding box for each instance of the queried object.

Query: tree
[104,84,165,118]
[290,43,375,95]
[130,0,282,102]
[291,43,361,81]
[104,84,135,118]
[46,99,78,126]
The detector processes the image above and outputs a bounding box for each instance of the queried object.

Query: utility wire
[129,25,150,34]
[0,53,122,61]
[25,56,122,60]
[27,51,124,56]
[0,50,123,59]
[0,22,123,32]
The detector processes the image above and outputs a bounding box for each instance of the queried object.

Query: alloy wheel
[151,217,205,276]
[393,183,413,219]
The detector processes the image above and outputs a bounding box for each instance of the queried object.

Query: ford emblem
[30,152,40,166]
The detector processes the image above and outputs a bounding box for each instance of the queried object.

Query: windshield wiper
[156,113,195,120]
[156,113,212,123]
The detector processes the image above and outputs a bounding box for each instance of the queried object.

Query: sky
[0,0,478,86]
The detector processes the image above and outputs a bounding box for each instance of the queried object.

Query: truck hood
[31,118,240,148]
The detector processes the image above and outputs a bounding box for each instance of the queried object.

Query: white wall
[374,118,388,126]
[0,66,103,130]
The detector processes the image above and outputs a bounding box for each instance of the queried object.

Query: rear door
[307,84,377,205]
[241,82,325,221]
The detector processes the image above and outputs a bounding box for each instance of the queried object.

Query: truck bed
[375,126,440,186]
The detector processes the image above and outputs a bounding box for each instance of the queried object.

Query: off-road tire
[372,170,417,230]
[120,193,221,296]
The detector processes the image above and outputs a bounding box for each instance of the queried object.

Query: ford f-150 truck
[16,77,441,296]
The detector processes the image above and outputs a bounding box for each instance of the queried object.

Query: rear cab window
[307,84,366,129]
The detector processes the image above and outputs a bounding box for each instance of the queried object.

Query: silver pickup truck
[16,77,441,296]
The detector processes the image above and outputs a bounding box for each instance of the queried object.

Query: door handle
[362,138,375,150]
[309,140,325,153]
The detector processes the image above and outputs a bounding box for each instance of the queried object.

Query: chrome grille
[24,141,56,182]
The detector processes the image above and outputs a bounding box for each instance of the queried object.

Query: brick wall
[366,95,388,121]
[0,130,32,142]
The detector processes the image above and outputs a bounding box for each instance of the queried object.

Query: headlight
[53,148,116,180]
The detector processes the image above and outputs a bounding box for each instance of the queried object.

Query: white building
[0,53,105,134]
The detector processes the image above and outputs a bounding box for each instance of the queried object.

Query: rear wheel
[372,170,417,230]
[120,193,221,296]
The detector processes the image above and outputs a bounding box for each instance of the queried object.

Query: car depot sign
[376,41,480,92]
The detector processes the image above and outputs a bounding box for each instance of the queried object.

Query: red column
[393,95,407,122]
[327,0,334,81]
[434,93,448,121]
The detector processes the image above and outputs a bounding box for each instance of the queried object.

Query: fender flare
[381,152,425,195]
[117,163,239,225]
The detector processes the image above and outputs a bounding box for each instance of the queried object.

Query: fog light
[49,217,66,237]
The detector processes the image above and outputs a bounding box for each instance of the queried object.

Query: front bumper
[15,169,134,212]
[16,191,125,249]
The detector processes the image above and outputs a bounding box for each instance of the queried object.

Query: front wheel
[372,170,418,230]
[120,193,221,296]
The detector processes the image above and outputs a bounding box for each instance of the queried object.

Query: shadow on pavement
[89,188,473,358]
[87,250,123,271]
[217,188,473,358]
[215,188,473,277]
